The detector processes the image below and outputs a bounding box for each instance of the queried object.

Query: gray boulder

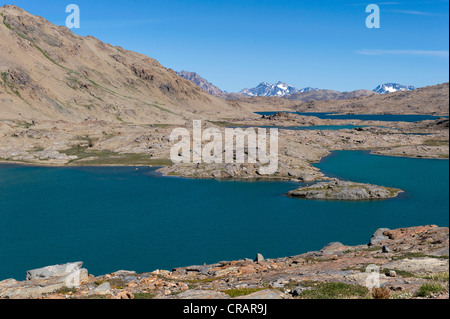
[255,253,265,263]
[300,174,316,183]
[369,228,390,246]
[26,262,83,281]
[91,282,112,296]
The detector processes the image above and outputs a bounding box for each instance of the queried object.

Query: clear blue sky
[4,0,449,92]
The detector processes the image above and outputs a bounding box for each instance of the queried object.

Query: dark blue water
[257,112,449,122]
[0,151,448,280]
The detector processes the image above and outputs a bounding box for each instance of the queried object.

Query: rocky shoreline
[1,115,447,201]
[0,225,448,299]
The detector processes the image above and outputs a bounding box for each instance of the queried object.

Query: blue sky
[3,0,449,92]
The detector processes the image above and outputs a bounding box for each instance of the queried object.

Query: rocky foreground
[0,225,448,299]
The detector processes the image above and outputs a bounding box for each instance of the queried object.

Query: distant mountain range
[373,83,416,94]
[176,71,416,102]
[239,81,320,97]
[239,81,415,97]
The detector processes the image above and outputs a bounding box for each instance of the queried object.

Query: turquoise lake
[0,151,448,280]
[257,112,449,122]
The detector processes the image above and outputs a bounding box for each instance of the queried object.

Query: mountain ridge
[176,72,420,102]
[175,70,226,97]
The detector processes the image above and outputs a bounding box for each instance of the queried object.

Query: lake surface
[0,151,448,280]
[256,112,449,122]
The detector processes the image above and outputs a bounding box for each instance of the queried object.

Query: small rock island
[287,180,403,201]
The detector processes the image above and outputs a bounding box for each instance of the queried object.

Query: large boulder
[26,262,84,281]
[0,262,89,299]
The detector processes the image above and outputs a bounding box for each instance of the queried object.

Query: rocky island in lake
[287,180,403,201]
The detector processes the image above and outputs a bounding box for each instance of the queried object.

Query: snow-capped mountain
[239,82,320,97]
[298,87,321,93]
[373,83,416,94]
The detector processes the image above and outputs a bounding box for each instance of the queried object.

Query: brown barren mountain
[229,83,449,115]
[285,89,377,102]
[0,5,250,124]
[293,83,450,115]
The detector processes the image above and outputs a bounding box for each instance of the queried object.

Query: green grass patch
[145,102,177,116]
[1,72,29,103]
[1,72,7,85]
[184,277,223,285]
[61,144,172,166]
[86,77,131,99]
[54,287,78,295]
[82,294,111,299]
[362,246,383,252]
[416,283,444,297]
[1,13,12,30]
[108,278,125,290]
[222,288,266,298]
[134,292,156,299]
[423,139,449,147]
[420,272,449,282]
[392,252,449,260]
[382,268,416,278]
[209,121,246,127]
[34,44,69,70]
[298,282,369,299]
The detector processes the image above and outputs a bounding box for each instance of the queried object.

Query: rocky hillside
[0,5,244,124]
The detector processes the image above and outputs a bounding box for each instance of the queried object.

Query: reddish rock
[384,225,438,240]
